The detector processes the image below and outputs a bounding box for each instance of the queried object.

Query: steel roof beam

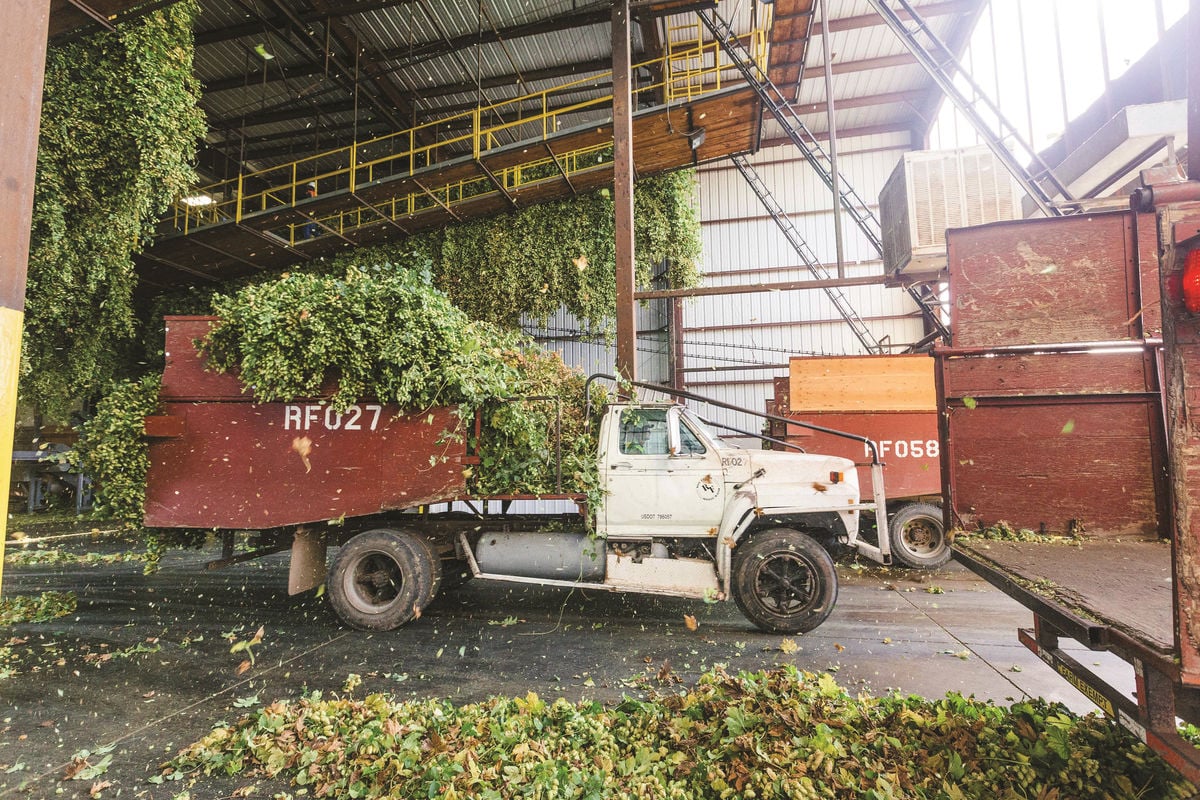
[792,89,925,115]
[800,52,917,80]
[194,0,423,46]
[201,5,613,96]
[822,0,977,33]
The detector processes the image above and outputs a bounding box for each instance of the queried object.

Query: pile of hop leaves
[5,548,147,567]
[168,665,1195,799]
[68,374,162,524]
[201,262,519,413]
[0,591,77,626]
[470,345,605,498]
[430,169,702,329]
[23,0,205,417]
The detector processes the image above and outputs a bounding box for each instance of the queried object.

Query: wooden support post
[613,0,637,383]
[669,296,685,389]
[0,0,51,594]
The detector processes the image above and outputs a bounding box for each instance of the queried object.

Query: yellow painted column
[0,0,52,595]
[0,309,22,587]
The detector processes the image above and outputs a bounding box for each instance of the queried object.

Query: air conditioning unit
[879,145,1024,275]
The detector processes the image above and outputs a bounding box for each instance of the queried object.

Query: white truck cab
[445,399,892,634]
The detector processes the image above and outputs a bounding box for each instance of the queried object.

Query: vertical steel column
[0,0,52,594]
[613,0,637,382]
[819,0,845,279]
[1191,0,1200,182]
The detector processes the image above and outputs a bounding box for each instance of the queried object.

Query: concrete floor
[0,536,1134,799]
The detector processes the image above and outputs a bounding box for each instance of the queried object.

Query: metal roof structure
[51,1,986,287]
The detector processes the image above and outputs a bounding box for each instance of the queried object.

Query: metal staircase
[731,155,885,354]
[697,7,884,255]
[699,6,950,345]
[864,0,1074,217]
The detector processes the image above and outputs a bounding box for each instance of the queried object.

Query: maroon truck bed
[143,317,470,529]
[939,209,1200,782]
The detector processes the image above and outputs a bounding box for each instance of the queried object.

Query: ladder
[697,8,884,255]
[864,0,1074,217]
[731,154,885,355]
[699,6,950,345]
[901,281,949,345]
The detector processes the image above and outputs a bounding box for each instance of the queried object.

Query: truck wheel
[328,528,440,630]
[889,503,950,569]
[732,528,837,634]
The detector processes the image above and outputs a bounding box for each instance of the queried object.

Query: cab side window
[620,410,669,455]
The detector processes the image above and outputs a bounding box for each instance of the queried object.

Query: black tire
[888,503,950,569]
[732,528,838,634]
[328,528,439,631]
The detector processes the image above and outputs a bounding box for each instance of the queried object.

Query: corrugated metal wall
[525,131,923,439]
[523,300,671,385]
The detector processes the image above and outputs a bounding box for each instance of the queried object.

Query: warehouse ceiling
[50,0,985,285]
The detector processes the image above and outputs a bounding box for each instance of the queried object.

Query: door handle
[610,462,633,470]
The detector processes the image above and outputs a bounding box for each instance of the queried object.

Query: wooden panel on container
[159,316,248,401]
[780,410,940,499]
[943,349,1155,397]
[788,354,935,412]
[944,401,1160,538]
[144,403,466,529]
[947,211,1140,346]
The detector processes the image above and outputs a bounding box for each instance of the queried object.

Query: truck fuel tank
[474,532,606,581]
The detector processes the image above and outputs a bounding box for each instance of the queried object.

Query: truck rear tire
[732,528,837,634]
[328,528,441,631]
[888,503,950,569]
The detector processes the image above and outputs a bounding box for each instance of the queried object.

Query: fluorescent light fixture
[182,194,214,207]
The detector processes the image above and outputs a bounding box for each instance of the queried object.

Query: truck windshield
[682,411,732,449]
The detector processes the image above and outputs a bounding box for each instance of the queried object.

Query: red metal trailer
[145,317,469,531]
[938,207,1200,782]
[768,355,946,568]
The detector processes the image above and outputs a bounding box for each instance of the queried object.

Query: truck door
[601,407,726,538]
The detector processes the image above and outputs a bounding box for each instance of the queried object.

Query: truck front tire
[328,528,441,630]
[732,528,837,634]
[888,503,950,569]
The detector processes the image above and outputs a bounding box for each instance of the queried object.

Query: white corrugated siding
[681,133,922,434]
[520,131,922,440]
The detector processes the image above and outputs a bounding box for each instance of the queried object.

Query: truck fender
[715,489,760,599]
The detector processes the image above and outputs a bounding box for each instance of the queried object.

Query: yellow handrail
[168,20,770,238]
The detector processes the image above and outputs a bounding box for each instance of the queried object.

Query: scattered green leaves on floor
[952,521,1082,545]
[167,665,1197,799]
[0,591,77,626]
[4,548,147,567]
